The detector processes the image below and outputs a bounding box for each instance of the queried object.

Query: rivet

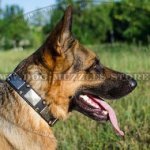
[43,101,46,105]
[19,91,23,95]
[26,84,30,88]
[7,78,10,81]
[35,108,39,111]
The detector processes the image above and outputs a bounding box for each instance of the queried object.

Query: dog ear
[45,5,73,56]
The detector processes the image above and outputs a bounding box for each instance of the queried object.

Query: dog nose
[129,78,137,89]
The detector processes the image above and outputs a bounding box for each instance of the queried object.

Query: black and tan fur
[0,6,136,150]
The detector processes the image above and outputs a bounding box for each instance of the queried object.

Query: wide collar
[6,73,58,126]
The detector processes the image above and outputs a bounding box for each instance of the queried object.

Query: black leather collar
[6,73,58,126]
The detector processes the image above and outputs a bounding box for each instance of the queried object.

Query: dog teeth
[80,95,99,109]
[102,111,108,115]
[80,95,89,101]
[79,95,108,114]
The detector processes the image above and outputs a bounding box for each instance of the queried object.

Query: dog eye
[86,60,102,73]
[92,63,102,72]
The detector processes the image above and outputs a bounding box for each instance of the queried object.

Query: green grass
[0,44,150,150]
[0,50,33,74]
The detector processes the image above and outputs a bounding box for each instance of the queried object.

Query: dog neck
[0,82,54,138]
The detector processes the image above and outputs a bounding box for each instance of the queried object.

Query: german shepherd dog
[0,6,136,150]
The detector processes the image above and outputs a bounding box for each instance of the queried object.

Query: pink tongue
[92,98,124,137]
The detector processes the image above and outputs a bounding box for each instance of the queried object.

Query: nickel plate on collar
[24,89,41,106]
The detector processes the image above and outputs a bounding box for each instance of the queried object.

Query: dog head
[15,6,137,135]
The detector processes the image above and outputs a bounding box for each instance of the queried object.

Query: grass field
[0,44,150,150]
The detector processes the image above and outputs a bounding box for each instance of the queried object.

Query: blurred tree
[43,0,112,44]
[0,5,30,49]
[29,10,48,26]
[110,0,150,44]
[0,0,150,50]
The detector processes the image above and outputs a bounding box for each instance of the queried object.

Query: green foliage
[0,5,30,49]
[43,1,113,44]
[73,3,112,44]
[111,0,150,44]
[43,0,150,45]
[29,26,44,49]
[1,0,150,50]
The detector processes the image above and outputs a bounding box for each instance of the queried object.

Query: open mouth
[72,94,124,137]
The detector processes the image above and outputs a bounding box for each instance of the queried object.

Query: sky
[1,0,57,13]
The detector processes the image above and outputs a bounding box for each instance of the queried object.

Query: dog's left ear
[45,5,73,55]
